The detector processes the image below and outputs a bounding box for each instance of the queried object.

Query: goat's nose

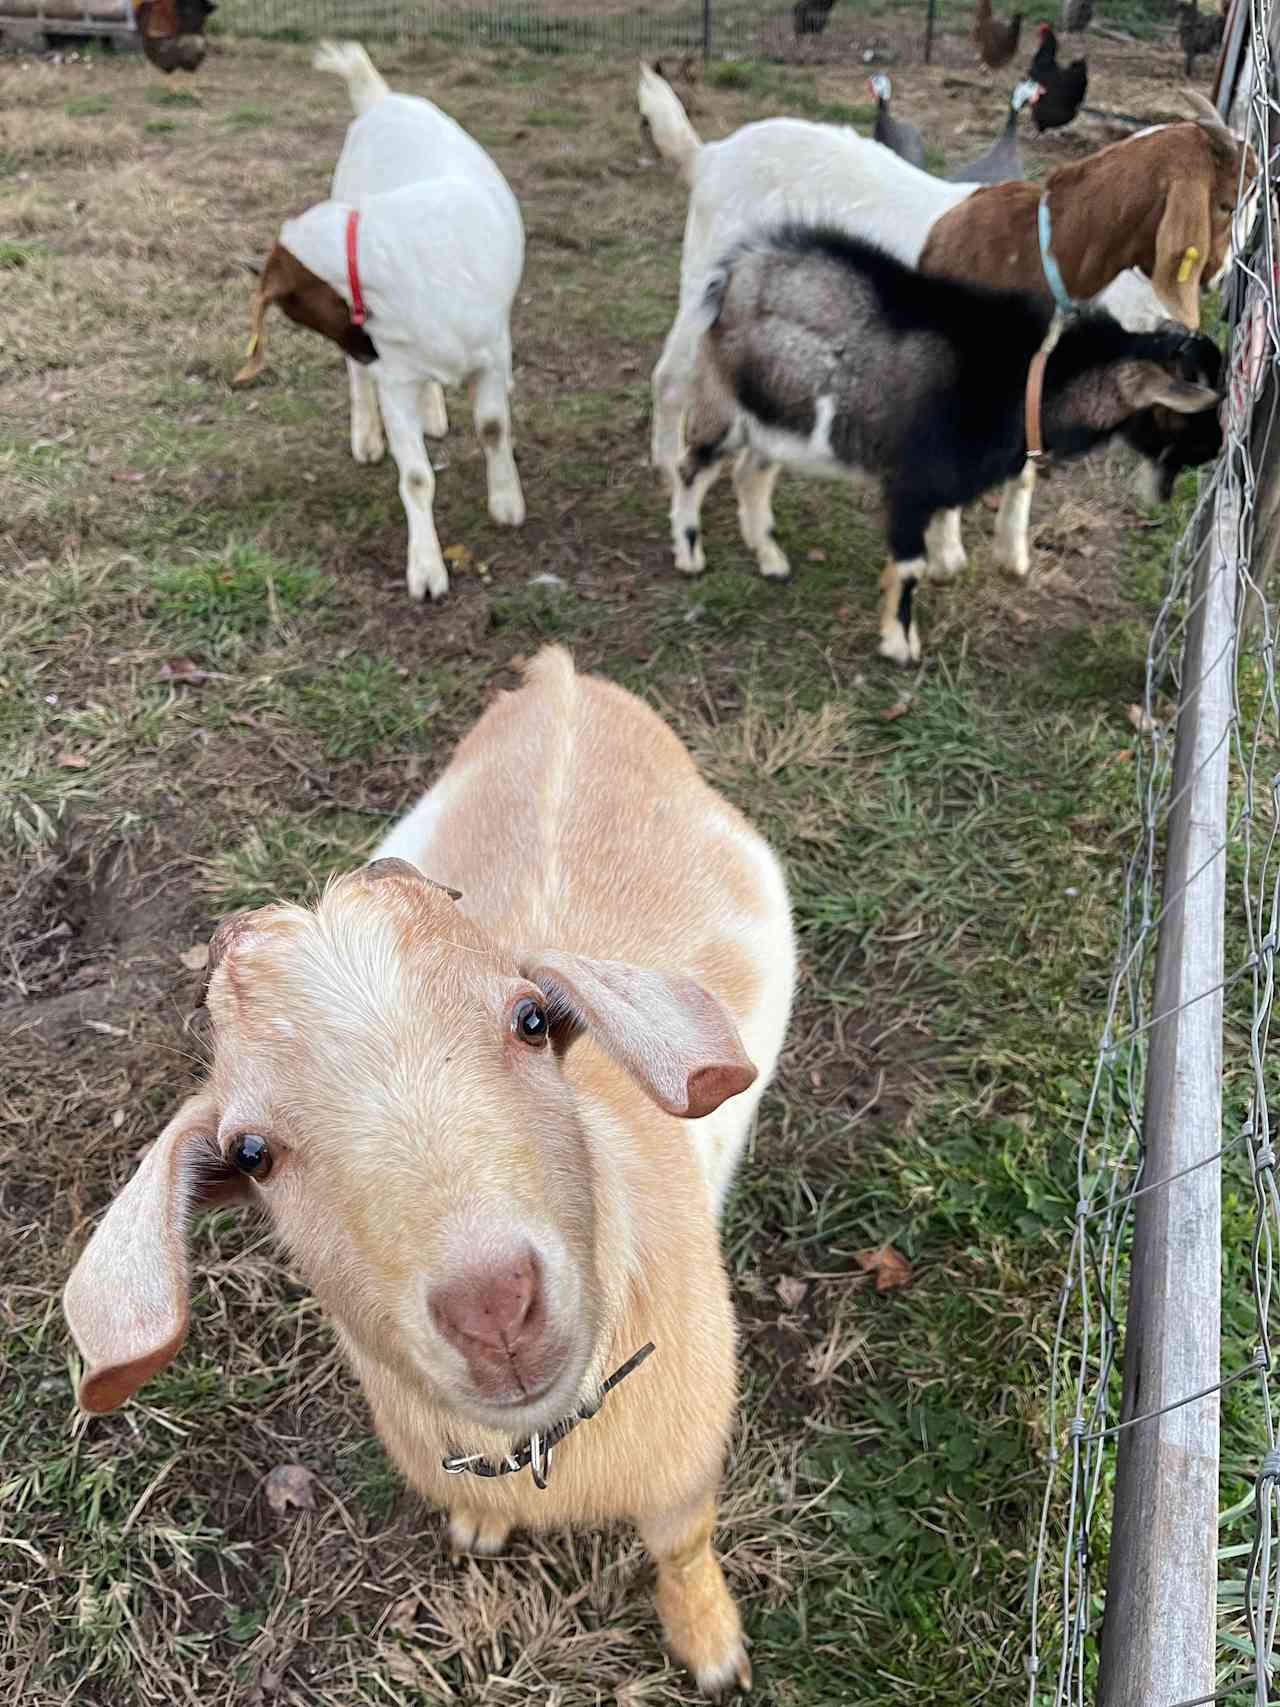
[429,1249,541,1356]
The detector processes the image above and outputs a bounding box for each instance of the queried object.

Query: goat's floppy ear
[233,244,298,384]
[1152,178,1212,326]
[233,277,275,384]
[62,1094,247,1414]
[1128,365,1221,414]
[517,951,757,1118]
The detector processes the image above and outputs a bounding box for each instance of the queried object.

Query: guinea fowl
[971,0,1023,70]
[868,74,926,169]
[947,80,1042,183]
[794,0,838,35]
[1178,0,1225,77]
[1026,22,1087,131]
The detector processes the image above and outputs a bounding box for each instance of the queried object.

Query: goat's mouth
[444,1339,595,1435]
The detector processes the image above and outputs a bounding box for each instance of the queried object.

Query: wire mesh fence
[1028,4,1280,1699]
[201,0,1046,64]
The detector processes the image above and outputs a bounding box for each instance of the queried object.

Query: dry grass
[0,24,1218,1707]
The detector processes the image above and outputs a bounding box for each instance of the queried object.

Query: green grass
[225,104,274,129]
[64,95,112,117]
[150,543,333,653]
[145,86,200,107]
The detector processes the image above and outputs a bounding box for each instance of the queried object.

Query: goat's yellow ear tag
[1177,245,1201,285]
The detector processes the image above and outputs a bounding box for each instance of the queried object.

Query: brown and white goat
[62,646,795,1696]
[918,93,1257,331]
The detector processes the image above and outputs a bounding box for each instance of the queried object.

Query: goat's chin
[441,1346,596,1438]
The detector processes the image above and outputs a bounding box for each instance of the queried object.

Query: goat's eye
[229,1134,273,1178]
[512,997,549,1047]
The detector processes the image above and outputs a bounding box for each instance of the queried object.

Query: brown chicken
[972,0,1023,69]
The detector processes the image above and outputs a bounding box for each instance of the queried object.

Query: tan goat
[62,646,796,1696]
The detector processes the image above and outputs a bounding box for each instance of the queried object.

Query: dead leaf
[443,543,476,570]
[384,1594,420,1638]
[110,469,146,484]
[56,751,89,769]
[179,942,210,972]
[264,1464,317,1515]
[229,711,260,728]
[807,547,827,562]
[159,658,226,684]
[112,1109,125,1129]
[880,700,911,722]
[1012,608,1030,626]
[85,1020,128,1038]
[775,1275,808,1310]
[383,1649,422,1688]
[87,447,107,466]
[853,1245,913,1294]
[1126,704,1157,733]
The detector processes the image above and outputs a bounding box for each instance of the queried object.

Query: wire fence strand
[1028,10,1280,1702]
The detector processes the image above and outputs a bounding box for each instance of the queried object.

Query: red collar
[345,208,366,327]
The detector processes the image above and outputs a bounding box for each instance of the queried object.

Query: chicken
[794,0,838,36]
[1026,22,1087,131]
[947,80,1042,184]
[1178,1,1225,78]
[971,0,1023,70]
[868,73,926,170]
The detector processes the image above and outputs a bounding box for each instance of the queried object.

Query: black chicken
[794,0,838,35]
[1178,1,1225,78]
[1026,22,1087,131]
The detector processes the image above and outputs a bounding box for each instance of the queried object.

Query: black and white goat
[673,225,1219,664]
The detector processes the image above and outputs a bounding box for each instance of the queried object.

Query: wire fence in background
[1028,3,1280,1699]
[200,0,1168,65]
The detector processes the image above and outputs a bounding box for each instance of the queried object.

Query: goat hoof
[693,1637,752,1698]
[407,566,449,603]
[447,1510,510,1556]
[352,432,386,465]
[878,628,920,668]
[756,544,791,581]
[488,489,526,528]
[993,549,1031,580]
[927,550,966,582]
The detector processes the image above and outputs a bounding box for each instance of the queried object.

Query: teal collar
[1037,194,1077,315]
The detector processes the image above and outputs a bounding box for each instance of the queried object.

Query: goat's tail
[313,39,390,116]
[638,62,702,187]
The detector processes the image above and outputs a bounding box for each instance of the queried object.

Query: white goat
[62,645,796,1696]
[639,65,1231,585]
[235,42,525,603]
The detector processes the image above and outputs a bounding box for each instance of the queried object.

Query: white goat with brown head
[62,646,795,1696]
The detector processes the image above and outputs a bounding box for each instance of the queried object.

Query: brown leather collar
[1025,310,1068,466]
[1025,346,1051,466]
